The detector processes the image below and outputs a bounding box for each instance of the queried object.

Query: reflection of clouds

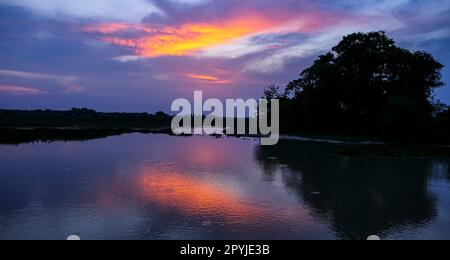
[137,165,262,219]
[170,136,248,169]
[2,133,448,239]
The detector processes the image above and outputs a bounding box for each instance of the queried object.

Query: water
[0,134,449,240]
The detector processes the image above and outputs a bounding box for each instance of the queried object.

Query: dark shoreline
[2,127,450,158]
[0,127,171,145]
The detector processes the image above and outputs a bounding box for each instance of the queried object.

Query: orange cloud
[141,16,278,57]
[185,74,220,81]
[84,13,295,58]
[84,9,350,61]
[184,73,230,84]
[0,85,48,95]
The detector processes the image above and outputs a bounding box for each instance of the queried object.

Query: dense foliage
[265,32,448,143]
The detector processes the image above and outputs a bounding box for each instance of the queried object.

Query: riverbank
[0,127,171,145]
[2,127,450,157]
[281,136,450,157]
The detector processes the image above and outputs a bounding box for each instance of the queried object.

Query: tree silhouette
[263,85,284,100]
[282,31,445,139]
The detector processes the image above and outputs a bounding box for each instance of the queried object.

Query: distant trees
[70,108,97,115]
[0,109,173,129]
[271,31,446,141]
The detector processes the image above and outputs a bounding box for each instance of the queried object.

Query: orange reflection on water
[172,138,244,169]
[138,166,261,219]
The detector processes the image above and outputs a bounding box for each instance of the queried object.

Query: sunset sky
[1,0,449,112]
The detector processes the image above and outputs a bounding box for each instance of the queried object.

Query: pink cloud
[0,70,84,93]
[0,85,49,95]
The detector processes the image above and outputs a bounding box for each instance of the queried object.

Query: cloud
[0,70,84,93]
[1,0,163,22]
[1,0,449,108]
[243,0,434,73]
[197,37,270,59]
[84,9,347,59]
[169,0,210,6]
[84,14,288,57]
[184,73,230,84]
[112,55,146,63]
[0,84,48,95]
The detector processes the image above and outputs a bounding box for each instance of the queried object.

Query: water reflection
[256,140,441,240]
[171,137,243,169]
[0,134,449,240]
[137,165,262,219]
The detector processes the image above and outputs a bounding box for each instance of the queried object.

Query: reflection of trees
[443,162,450,181]
[255,141,438,240]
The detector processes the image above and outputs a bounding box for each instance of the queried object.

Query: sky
[0,0,449,113]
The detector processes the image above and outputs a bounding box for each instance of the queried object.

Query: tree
[260,85,284,126]
[285,31,444,137]
[263,85,284,100]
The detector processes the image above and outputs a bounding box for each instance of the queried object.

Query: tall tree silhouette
[284,32,444,139]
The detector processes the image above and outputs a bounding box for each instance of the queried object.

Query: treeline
[0,108,172,129]
[264,32,450,144]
